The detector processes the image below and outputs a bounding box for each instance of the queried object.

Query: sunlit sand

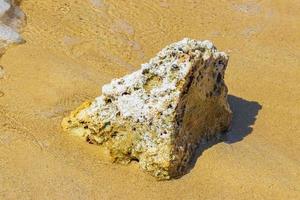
[0,0,299,199]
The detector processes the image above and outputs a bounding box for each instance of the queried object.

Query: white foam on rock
[0,0,10,17]
[0,0,24,45]
[0,24,22,43]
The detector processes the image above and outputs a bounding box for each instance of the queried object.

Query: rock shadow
[225,95,262,143]
[181,95,262,178]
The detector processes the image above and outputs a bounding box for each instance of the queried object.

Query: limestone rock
[62,38,232,180]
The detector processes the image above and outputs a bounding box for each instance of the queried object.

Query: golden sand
[0,0,299,199]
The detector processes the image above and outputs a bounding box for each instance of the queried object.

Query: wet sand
[0,0,299,199]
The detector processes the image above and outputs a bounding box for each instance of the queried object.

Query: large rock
[62,38,232,180]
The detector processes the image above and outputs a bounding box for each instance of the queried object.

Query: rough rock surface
[62,38,232,180]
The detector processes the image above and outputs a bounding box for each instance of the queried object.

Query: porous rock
[62,38,232,180]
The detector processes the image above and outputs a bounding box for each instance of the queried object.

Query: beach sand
[0,0,299,199]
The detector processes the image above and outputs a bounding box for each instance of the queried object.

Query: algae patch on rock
[62,38,232,180]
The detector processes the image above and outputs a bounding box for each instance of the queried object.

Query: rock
[0,0,25,56]
[62,38,232,180]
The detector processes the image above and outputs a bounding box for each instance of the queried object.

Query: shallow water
[0,0,299,199]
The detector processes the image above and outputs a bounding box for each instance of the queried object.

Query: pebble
[0,65,4,79]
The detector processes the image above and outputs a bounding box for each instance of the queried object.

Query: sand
[0,0,299,199]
